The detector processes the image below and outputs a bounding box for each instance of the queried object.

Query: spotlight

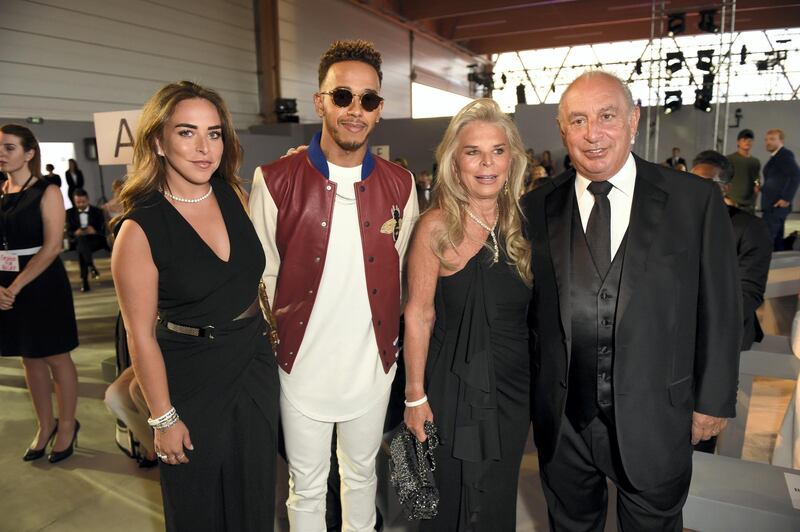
[696,50,714,72]
[635,59,642,75]
[694,74,715,112]
[516,83,527,105]
[501,73,507,85]
[756,50,788,71]
[667,13,686,37]
[698,9,718,33]
[740,45,748,65]
[666,52,684,74]
[664,90,683,114]
[467,64,495,96]
[694,91,712,112]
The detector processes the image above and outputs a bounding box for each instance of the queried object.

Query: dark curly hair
[318,40,383,87]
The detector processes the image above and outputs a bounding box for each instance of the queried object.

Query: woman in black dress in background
[403,99,533,531]
[65,158,84,207]
[0,124,80,464]
[112,81,279,531]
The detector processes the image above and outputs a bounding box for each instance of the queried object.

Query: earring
[503,181,509,195]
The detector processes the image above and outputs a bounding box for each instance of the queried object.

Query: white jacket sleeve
[249,167,281,305]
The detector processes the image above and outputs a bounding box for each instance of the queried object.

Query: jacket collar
[307,131,376,181]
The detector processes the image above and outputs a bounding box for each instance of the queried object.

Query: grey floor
[0,258,792,532]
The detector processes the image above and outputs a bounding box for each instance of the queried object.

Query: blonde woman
[403,99,532,530]
[112,81,278,531]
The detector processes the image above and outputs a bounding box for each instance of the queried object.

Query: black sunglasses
[320,88,384,112]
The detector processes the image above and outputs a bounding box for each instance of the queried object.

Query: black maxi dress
[0,180,78,357]
[421,243,532,532]
[122,176,279,531]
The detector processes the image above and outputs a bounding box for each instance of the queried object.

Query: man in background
[66,189,106,292]
[761,128,800,250]
[727,129,760,213]
[690,149,771,453]
[664,146,686,168]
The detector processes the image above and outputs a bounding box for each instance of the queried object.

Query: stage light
[694,74,715,112]
[666,52,684,74]
[667,13,686,37]
[756,50,788,71]
[696,49,714,72]
[740,45,748,65]
[516,83,527,105]
[698,9,718,33]
[635,59,642,75]
[664,90,683,114]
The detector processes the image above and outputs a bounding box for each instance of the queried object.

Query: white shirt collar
[770,146,783,157]
[575,152,636,198]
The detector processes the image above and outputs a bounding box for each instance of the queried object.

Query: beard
[325,115,371,152]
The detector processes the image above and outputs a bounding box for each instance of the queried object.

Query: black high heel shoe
[23,420,59,461]
[48,420,80,464]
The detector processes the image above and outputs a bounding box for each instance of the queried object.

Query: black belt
[159,299,260,340]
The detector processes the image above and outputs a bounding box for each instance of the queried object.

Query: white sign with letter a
[93,110,142,165]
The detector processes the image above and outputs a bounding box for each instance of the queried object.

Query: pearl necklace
[164,185,213,204]
[465,206,499,263]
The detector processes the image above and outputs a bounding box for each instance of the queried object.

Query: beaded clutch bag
[388,421,440,520]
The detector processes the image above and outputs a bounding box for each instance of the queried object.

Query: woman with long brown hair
[403,98,532,530]
[112,81,278,531]
[0,124,80,463]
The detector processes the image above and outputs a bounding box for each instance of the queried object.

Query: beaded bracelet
[147,407,180,432]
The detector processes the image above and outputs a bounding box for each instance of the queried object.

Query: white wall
[277,0,482,123]
[0,0,260,126]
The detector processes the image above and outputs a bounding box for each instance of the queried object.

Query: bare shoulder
[113,219,152,260]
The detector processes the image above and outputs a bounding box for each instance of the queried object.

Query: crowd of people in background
[2,35,800,532]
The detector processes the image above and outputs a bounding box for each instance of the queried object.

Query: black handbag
[388,420,440,520]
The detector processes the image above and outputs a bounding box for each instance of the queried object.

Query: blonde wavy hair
[113,81,244,228]
[432,98,532,285]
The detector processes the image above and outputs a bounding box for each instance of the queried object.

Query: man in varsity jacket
[249,40,417,531]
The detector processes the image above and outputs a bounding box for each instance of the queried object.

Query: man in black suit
[761,128,800,250]
[522,71,741,530]
[692,150,771,351]
[664,146,686,169]
[66,189,106,291]
[690,150,772,454]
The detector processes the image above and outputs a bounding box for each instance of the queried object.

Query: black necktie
[586,180,613,276]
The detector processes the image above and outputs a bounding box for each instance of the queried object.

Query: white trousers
[281,387,390,532]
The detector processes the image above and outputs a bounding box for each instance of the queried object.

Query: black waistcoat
[566,197,627,430]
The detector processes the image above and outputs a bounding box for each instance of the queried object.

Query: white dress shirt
[79,210,89,229]
[574,153,637,260]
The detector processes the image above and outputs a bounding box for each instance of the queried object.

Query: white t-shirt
[279,162,396,421]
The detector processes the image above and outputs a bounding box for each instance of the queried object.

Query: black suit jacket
[522,155,741,490]
[665,156,686,168]
[66,205,106,240]
[761,147,800,208]
[728,205,771,350]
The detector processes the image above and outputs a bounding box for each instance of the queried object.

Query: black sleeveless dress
[0,180,78,357]
[421,244,531,532]
[122,176,279,531]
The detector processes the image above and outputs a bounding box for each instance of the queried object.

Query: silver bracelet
[148,407,179,432]
[404,394,428,407]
